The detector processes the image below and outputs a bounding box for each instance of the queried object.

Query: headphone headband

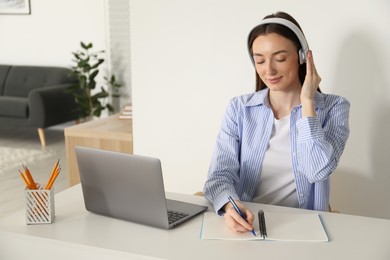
[247,17,309,65]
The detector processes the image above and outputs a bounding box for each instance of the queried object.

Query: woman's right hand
[223,199,255,233]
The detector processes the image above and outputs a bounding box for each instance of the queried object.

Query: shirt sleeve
[203,98,241,214]
[296,96,350,183]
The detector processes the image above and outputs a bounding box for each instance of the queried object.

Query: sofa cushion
[0,96,28,118]
[3,66,75,97]
[0,65,11,95]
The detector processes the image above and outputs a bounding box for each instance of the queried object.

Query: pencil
[45,159,60,189]
[23,164,37,189]
[45,166,61,190]
[18,170,33,189]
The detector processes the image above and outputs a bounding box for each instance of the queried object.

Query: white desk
[1,185,390,260]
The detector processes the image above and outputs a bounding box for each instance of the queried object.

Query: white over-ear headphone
[247,17,309,65]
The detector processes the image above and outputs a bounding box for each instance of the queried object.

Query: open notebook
[201,211,329,242]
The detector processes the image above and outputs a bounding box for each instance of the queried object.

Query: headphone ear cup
[298,49,306,64]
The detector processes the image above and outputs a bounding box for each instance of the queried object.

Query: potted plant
[67,42,114,120]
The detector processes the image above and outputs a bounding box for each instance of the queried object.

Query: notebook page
[201,211,329,242]
[264,212,329,242]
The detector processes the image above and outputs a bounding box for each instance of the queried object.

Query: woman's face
[252,33,301,92]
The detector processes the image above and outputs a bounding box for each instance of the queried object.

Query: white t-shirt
[252,115,299,208]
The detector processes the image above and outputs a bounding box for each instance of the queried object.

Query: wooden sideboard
[64,114,133,186]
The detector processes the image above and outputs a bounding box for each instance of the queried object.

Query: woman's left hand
[300,50,321,103]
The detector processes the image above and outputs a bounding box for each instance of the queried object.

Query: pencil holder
[25,187,55,224]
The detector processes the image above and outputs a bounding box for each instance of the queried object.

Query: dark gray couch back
[2,66,77,97]
[0,65,11,95]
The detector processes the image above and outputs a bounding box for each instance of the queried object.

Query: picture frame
[0,0,31,15]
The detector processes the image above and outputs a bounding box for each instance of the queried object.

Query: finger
[309,51,319,77]
[309,51,321,85]
[234,202,255,228]
[224,213,250,233]
[306,50,314,76]
[306,50,321,85]
[244,208,255,225]
[225,205,254,231]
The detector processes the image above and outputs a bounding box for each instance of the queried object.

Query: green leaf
[72,53,81,60]
[81,42,93,50]
[88,81,96,90]
[91,59,104,69]
[92,91,109,100]
[82,65,92,73]
[78,59,88,68]
[89,70,99,81]
[93,109,101,117]
[106,104,114,112]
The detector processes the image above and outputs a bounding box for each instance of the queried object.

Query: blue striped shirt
[203,88,350,214]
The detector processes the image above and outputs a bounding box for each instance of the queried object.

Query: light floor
[0,124,72,219]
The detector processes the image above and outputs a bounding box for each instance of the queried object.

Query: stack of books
[118,104,132,120]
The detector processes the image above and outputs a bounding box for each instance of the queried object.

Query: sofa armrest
[28,84,79,128]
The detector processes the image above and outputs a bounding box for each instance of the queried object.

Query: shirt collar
[244,89,270,107]
[244,88,326,109]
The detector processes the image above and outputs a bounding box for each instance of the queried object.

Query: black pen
[227,196,256,236]
[258,210,267,238]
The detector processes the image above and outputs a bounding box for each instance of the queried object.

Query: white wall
[130,0,390,219]
[0,0,106,68]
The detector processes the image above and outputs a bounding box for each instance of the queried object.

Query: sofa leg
[37,128,46,147]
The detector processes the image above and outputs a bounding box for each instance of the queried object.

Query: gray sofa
[0,65,79,146]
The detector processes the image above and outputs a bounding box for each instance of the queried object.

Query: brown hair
[248,12,318,92]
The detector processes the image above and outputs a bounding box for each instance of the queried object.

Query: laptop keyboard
[168,210,188,224]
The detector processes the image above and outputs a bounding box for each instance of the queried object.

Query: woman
[203,11,350,234]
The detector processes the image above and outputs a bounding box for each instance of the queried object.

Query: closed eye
[275,55,287,62]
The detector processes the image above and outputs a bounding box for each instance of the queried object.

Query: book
[118,104,132,120]
[118,114,132,120]
[200,210,329,242]
[121,110,132,115]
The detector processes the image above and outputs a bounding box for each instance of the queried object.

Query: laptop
[75,146,208,229]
